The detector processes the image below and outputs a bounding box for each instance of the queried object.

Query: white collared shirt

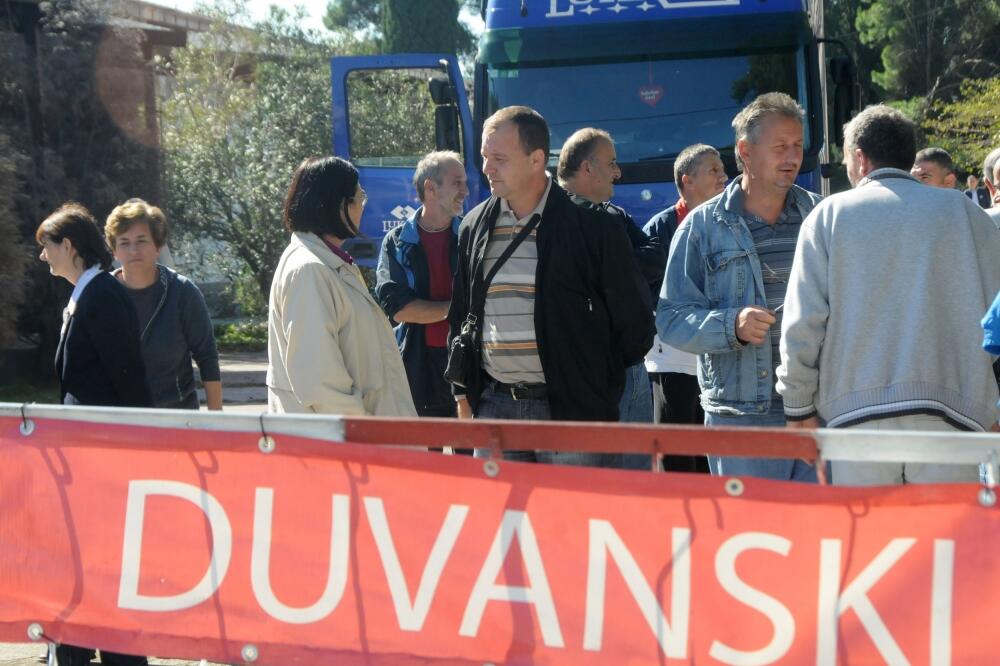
[62,266,102,337]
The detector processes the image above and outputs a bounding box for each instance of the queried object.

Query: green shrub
[213,320,268,352]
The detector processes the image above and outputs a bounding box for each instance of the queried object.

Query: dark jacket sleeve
[620,213,666,289]
[446,222,472,398]
[642,208,679,299]
[595,217,655,367]
[374,230,418,321]
[179,279,221,382]
[90,280,153,407]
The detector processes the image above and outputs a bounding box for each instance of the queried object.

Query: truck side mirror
[429,75,461,153]
[429,76,457,106]
[829,55,857,149]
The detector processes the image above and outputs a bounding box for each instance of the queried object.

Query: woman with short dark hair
[267,156,415,416]
[105,198,223,410]
[36,202,151,664]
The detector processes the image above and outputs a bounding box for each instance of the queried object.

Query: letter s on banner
[710,532,795,666]
[118,480,232,612]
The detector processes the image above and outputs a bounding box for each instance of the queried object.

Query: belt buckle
[510,382,525,401]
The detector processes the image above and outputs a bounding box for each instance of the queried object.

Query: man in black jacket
[557,128,662,429]
[447,106,653,455]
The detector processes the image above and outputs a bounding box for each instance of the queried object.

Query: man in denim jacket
[657,92,822,482]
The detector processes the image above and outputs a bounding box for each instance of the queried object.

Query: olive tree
[160,3,334,310]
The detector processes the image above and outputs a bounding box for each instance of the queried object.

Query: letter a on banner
[251,489,350,624]
[118,480,233,612]
[710,532,795,666]
[583,522,690,657]
[364,498,470,632]
[460,510,564,647]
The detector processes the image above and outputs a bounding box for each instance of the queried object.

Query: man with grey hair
[778,104,1000,485]
[642,143,726,472]
[375,150,468,417]
[983,147,1000,206]
[658,92,822,482]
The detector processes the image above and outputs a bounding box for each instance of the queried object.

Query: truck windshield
[486,49,807,165]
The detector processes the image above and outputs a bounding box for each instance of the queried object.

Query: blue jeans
[619,363,653,423]
[705,402,819,482]
[474,383,643,468]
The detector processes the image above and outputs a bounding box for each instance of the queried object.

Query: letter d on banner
[118,480,233,611]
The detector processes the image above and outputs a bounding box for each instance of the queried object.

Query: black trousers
[55,645,147,665]
[650,371,709,473]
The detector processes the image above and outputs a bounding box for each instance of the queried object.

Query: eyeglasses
[355,188,368,207]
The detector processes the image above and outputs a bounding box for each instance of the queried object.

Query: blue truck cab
[331,0,853,266]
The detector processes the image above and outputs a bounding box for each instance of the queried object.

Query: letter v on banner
[364,498,470,632]
[817,538,953,666]
[583,522,690,657]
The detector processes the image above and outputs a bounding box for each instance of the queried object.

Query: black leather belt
[490,380,547,401]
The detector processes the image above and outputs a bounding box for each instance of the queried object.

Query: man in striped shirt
[447,106,653,457]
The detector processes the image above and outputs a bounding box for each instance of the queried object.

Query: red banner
[1,414,998,665]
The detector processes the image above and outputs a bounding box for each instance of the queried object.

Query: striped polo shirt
[729,185,807,396]
[480,176,552,385]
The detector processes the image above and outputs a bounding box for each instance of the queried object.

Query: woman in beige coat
[267,156,416,416]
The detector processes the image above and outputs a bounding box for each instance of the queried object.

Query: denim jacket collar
[712,175,814,228]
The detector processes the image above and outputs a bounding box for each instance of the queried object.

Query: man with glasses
[658,92,822,482]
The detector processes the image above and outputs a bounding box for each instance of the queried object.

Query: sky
[160,1,485,36]
[164,0,333,32]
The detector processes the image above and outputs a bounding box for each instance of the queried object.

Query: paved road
[0,643,222,665]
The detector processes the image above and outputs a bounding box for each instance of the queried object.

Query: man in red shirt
[375,151,468,416]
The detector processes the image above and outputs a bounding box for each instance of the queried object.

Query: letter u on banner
[251,489,350,624]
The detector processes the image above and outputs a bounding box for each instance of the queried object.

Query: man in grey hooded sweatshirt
[777,104,1000,485]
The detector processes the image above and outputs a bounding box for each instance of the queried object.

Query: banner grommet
[258,413,275,454]
[26,622,43,641]
[725,478,744,497]
[19,404,34,436]
[241,643,259,663]
[483,460,500,478]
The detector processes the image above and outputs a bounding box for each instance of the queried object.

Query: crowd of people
[35,93,1000,489]
[29,89,1000,664]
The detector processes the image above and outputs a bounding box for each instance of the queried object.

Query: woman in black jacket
[37,203,152,409]
[36,202,151,666]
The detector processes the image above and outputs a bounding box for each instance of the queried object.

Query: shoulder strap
[483,213,541,288]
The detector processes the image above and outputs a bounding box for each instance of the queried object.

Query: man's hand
[456,397,473,419]
[736,306,777,345]
[787,416,820,429]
